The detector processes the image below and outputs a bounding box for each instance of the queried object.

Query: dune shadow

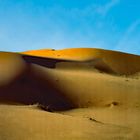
[0,63,75,111]
[22,54,74,68]
[23,55,115,74]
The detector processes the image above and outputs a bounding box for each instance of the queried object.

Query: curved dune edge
[22,48,139,60]
[0,52,26,85]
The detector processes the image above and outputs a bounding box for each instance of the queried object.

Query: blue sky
[0,0,140,54]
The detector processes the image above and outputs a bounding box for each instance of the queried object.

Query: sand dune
[22,48,140,74]
[0,48,140,139]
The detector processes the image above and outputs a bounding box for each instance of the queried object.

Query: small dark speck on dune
[88,117,103,124]
[37,104,53,112]
[111,101,119,106]
[106,101,119,107]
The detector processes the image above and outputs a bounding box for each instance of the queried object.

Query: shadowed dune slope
[0,52,75,111]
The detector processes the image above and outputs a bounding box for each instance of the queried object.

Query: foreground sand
[0,48,140,139]
[0,104,139,140]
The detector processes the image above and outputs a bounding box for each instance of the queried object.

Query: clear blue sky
[0,0,140,54]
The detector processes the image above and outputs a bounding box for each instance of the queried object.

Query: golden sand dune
[22,48,140,74]
[0,52,26,85]
[0,48,140,139]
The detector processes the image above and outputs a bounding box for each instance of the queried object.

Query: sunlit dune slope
[31,64,140,108]
[22,48,140,75]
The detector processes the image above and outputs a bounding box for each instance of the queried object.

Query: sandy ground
[0,48,140,140]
